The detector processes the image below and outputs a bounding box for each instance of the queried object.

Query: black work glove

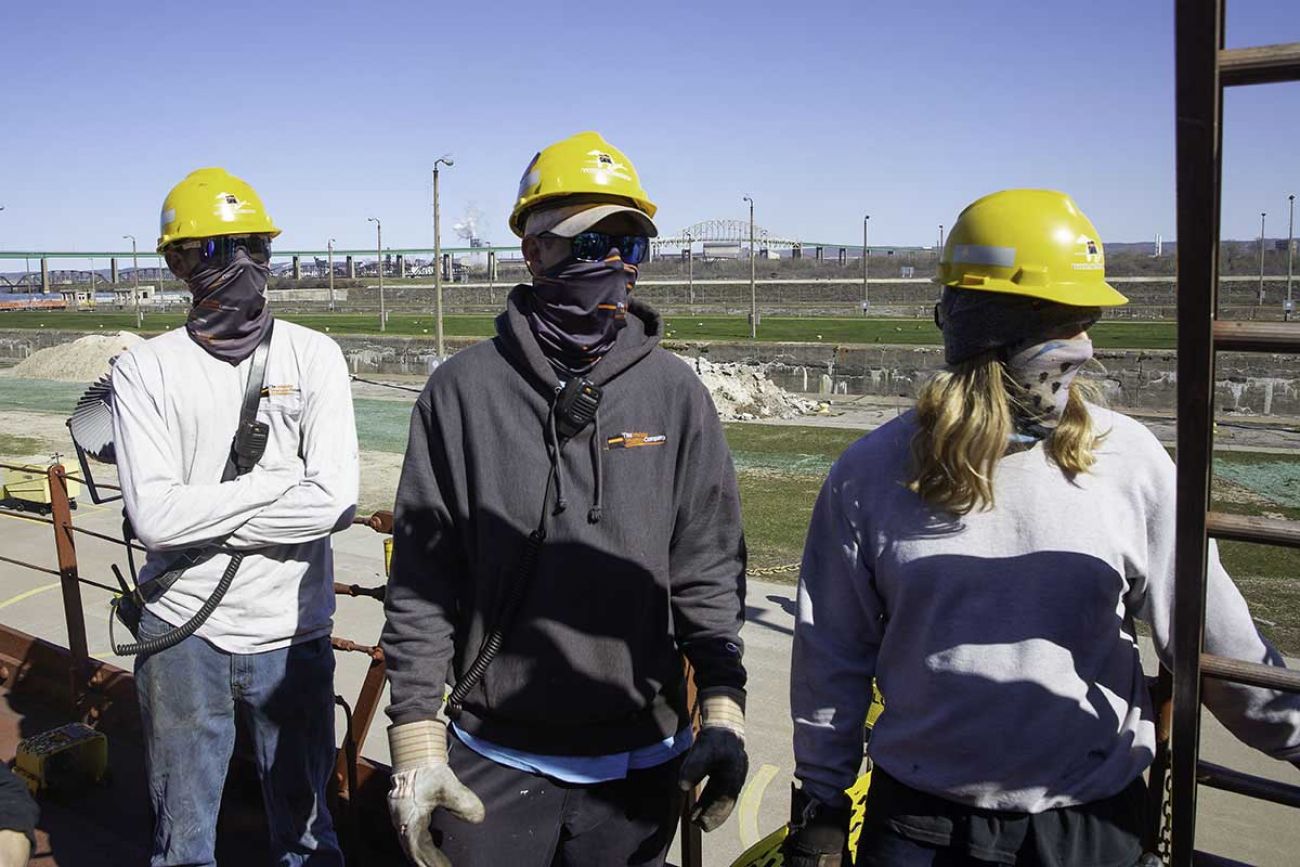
[780,784,852,867]
[678,687,749,831]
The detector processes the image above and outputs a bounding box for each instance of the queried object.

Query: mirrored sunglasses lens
[570,233,609,261]
[619,236,648,265]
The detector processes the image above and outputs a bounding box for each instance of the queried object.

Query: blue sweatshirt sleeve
[791,451,886,806]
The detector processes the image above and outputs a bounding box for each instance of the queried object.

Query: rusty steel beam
[1200,652,1300,693]
[48,464,91,714]
[678,659,703,867]
[1219,43,1300,87]
[356,510,394,534]
[333,582,387,602]
[1206,511,1300,547]
[334,650,388,802]
[1212,320,1300,353]
[1171,1,1224,862]
[1197,760,1300,808]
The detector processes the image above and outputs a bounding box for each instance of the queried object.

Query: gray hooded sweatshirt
[382,287,747,755]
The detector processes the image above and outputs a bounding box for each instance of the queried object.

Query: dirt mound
[677,354,817,421]
[9,332,143,382]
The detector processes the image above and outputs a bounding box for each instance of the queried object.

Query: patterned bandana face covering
[526,254,637,374]
[184,248,273,364]
[1004,335,1094,439]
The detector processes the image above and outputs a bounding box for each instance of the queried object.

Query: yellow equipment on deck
[1,465,80,514]
[15,723,108,795]
[729,686,885,867]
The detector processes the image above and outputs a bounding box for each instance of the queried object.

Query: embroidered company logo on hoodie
[607,431,667,449]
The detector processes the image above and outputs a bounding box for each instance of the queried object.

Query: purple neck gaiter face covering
[526,255,636,375]
[184,250,273,364]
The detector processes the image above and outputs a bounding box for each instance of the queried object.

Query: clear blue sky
[1,0,1296,253]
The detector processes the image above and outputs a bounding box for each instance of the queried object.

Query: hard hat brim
[934,276,1129,307]
[524,203,658,239]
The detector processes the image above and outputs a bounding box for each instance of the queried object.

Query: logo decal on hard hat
[1072,235,1103,270]
[581,149,632,184]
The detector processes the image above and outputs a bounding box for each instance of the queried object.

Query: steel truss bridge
[655,219,803,251]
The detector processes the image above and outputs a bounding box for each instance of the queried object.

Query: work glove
[679,686,749,831]
[387,720,485,867]
[779,784,852,867]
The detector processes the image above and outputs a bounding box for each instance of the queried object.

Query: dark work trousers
[431,735,686,866]
[855,770,1146,867]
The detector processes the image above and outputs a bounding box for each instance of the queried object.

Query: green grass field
[725,425,1300,654]
[0,310,1179,349]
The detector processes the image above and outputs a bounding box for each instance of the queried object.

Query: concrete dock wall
[4,328,1300,416]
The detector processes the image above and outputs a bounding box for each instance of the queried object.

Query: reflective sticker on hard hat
[951,244,1016,267]
[516,154,541,200]
[161,208,176,227]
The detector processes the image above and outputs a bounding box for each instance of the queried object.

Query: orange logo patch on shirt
[607,432,667,449]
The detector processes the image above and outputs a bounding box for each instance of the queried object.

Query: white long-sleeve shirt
[111,321,359,653]
[792,406,1300,813]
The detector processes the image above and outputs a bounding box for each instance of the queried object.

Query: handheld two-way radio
[553,377,602,440]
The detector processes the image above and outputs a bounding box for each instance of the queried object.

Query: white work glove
[387,720,485,867]
[679,687,749,831]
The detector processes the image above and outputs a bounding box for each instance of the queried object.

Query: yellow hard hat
[509,131,657,238]
[936,189,1127,307]
[156,167,281,252]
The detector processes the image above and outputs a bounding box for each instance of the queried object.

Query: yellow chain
[745,562,801,577]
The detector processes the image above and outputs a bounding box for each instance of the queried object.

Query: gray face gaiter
[1004,335,1094,439]
[184,249,273,364]
[526,255,635,375]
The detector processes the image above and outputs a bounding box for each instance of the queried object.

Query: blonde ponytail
[908,354,1100,514]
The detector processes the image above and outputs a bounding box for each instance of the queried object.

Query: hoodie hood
[496,284,662,390]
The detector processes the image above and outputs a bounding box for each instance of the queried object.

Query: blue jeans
[135,609,343,867]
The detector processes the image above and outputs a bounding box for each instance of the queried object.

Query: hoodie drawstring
[587,408,603,524]
[545,398,567,515]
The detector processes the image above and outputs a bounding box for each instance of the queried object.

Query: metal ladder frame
[1171,2,1300,864]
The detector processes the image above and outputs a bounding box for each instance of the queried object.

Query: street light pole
[123,234,141,329]
[685,231,694,310]
[862,215,870,315]
[368,217,385,332]
[1259,211,1267,306]
[327,239,336,312]
[743,195,755,339]
[1287,195,1295,321]
[433,156,454,360]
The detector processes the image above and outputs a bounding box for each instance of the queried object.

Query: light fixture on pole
[123,234,142,329]
[368,217,385,332]
[862,215,871,315]
[1287,194,1295,322]
[1259,211,1267,306]
[433,156,454,360]
[743,195,756,338]
[327,239,336,312]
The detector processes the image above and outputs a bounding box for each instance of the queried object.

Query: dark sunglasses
[164,235,272,279]
[544,231,649,266]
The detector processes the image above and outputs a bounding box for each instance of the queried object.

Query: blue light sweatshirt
[792,406,1300,812]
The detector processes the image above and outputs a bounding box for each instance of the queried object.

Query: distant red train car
[0,295,67,311]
